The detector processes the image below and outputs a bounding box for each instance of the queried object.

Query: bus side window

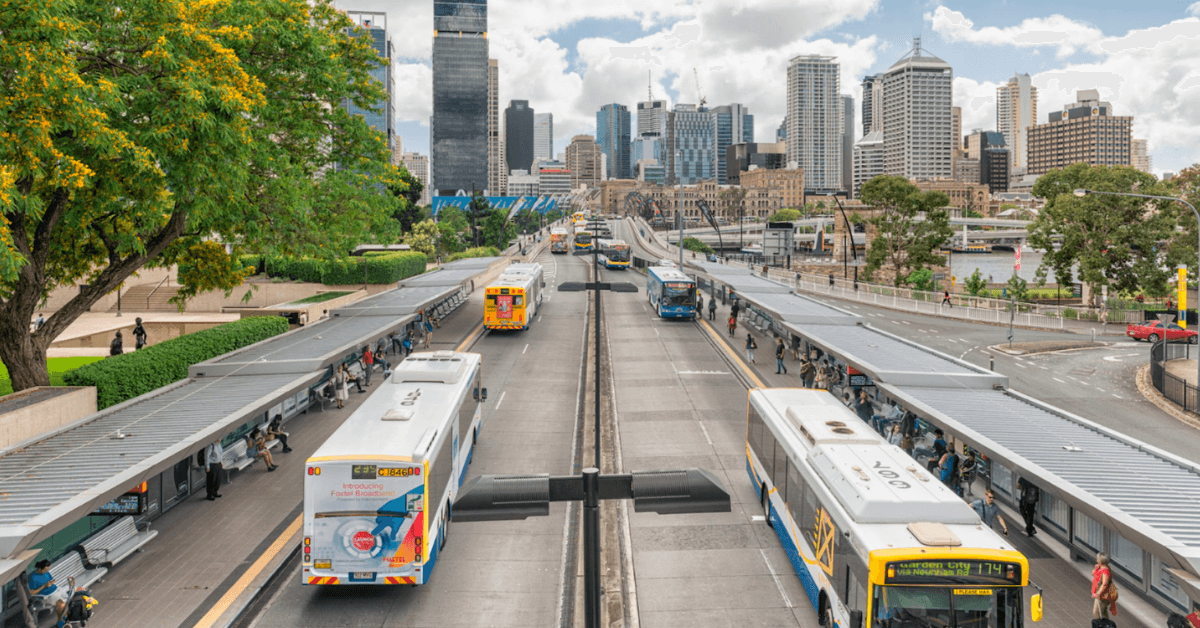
[786,464,805,525]
[800,484,819,543]
[748,406,764,462]
[760,426,776,482]
[773,440,787,488]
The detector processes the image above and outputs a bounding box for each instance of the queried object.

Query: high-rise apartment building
[1132,139,1151,173]
[565,135,602,190]
[861,74,883,136]
[537,160,571,195]
[997,73,1037,170]
[882,38,953,181]
[787,55,843,192]
[431,0,488,195]
[1026,89,1132,176]
[637,100,668,137]
[597,104,632,180]
[486,59,505,195]
[842,96,854,194]
[852,130,883,198]
[666,105,715,185]
[504,100,534,175]
[400,152,431,207]
[951,106,962,173]
[711,104,754,184]
[533,113,553,164]
[344,13,394,156]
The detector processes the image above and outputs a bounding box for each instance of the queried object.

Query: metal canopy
[333,285,459,318]
[887,385,1200,576]
[786,322,1005,390]
[0,371,319,557]
[716,274,792,295]
[689,260,753,277]
[439,257,504,270]
[397,268,482,288]
[738,291,861,326]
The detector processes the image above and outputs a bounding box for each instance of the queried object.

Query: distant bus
[303,351,485,586]
[484,263,544,331]
[574,229,593,251]
[645,266,696,318]
[596,239,631,269]
[572,212,587,225]
[550,228,569,254]
[747,389,1039,628]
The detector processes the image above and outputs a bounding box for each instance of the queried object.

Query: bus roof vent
[907,522,962,547]
[382,408,415,421]
[432,350,456,359]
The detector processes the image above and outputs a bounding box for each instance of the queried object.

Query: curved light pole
[1074,188,1200,391]
[676,149,684,269]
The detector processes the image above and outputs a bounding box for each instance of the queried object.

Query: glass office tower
[431,0,489,195]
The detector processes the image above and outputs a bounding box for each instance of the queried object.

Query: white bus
[303,351,485,586]
[746,389,1039,628]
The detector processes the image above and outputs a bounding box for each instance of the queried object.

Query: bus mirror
[481,388,488,401]
[473,388,479,401]
[849,610,863,628]
[1029,593,1043,622]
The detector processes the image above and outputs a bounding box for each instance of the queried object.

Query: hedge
[62,316,290,409]
[241,252,427,285]
[447,246,500,262]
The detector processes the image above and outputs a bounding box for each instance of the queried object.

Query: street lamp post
[818,191,858,285]
[1075,188,1200,390]
[677,150,684,269]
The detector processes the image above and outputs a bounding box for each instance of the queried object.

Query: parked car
[1126,320,1198,343]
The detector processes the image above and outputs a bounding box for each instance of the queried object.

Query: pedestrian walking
[775,339,788,374]
[334,366,349,409]
[1091,553,1118,622]
[941,290,952,307]
[1018,478,1040,536]
[267,414,292,453]
[389,332,403,356]
[730,300,740,321]
[970,489,1009,536]
[109,330,123,356]
[424,317,435,345]
[745,333,757,363]
[800,358,815,388]
[708,297,716,320]
[205,440,224,500]
[828,274,835,288]
[728,315,737,338]
[31,313,45,332]
[361,346,374,386]
[133,317,148,349]
[402,331,414,356]
[696,293,704,314]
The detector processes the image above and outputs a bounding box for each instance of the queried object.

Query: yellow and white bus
[596,238,631,269]
[483,263,544,331]
[573,229,593,251]
[747,389,1042,628]
[303,351,485,586]
[550,228,570,254]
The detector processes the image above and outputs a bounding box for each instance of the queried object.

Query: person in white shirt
[205,440,224,500]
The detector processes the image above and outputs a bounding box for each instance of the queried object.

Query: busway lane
[249,248,592,628]
[600,262,814,628]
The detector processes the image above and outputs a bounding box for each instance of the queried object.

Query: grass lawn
[0,357,106,397]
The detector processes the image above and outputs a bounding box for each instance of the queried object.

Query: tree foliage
[682,237,714,255]
[0,0,403,391]
[860,176,954,286]
[904,268,935,292]
[768,208,801,222]
[480,208,517,250]
[1028,164,1176,299]
[964,268,988,297]
[405,219,439,257]
[388,166,426,233]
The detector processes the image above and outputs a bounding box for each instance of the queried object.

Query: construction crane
[693,68,706,108]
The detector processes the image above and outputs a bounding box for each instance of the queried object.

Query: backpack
[65,589,96,623]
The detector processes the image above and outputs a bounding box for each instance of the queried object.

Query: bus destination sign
[885,560,1020,585]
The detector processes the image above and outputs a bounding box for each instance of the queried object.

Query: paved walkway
[44,312,241,358]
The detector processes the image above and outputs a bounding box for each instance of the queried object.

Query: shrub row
[447,246,500,262]
[241,252,427,285]
[62,316,290,409]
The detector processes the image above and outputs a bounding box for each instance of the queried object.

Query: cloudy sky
[344,0,1200,177]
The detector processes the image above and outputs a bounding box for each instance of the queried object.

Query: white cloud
[1189,3,1200,18]
[953,77,1000,140]
[925,6,1103,58]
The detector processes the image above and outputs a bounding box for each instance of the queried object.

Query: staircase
[110,284,184,312]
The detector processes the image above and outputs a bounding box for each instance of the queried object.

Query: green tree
[1028,163,1174,301]
[437,222,464,254]
[1006,274,1029,302]
[905,268,935,292]
[404,219,439,257]
[964,268,988,297]
[0,0,400,391]
[682,237,714,255]
[480,208,516,250]
[467,194,491,248]
[768,208,802,222]
[388,165,427,234]
[860,176,954,286]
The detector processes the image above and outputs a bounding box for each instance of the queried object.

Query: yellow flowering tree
[0,0,402,390]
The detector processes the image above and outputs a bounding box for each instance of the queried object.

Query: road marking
[1096,387,1107,392]
[697,318,766,389]
[697,421,714,446]
[1053,377,1066,383]
[1014,362,1027,368]
[751,515,766,522]
[1102,353,1141,362]
[1068,376,1080,382]
[457,321,486,352]
[193,515,302,628]
[522,343,529,355]
[760,548,793,608]
[679,370,732,375]
[494,390,506,410]
[1113,394,1124,399]
[946,338,958,344]
[958,338,969,343]
[900,320,911,325]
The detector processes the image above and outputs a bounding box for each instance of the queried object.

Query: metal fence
[1150,340,1200,414]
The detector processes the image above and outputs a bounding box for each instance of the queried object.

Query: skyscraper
[637,100,668,137]
[951,106,963,174]
[852,131,884,198]
[533,113,553,164]
[711,104,754,184]
[667,105,715,185]
[861,74,882,136]
[565,135,602,190]
[596,104,631,180]
[1026,89,1132,176]
[343,13,394,155]
[842,96,854,194]
[966,130,1010,194]
[401,152,431,207]
[431,0,488,195]
[505,100,534,174]
[1132,139,1151,173]
[787,54,843,192]
[776,117,787,143]
[882,38,953,180]
[487,59,505,195]
[997,73,1038,170]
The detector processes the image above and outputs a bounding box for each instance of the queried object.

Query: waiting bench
[222,428,281,478]
[29,551,106,617]
[80,515,158,569]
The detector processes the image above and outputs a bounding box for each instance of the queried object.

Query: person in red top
[1091,552,1117,621]
[362,346,374,387]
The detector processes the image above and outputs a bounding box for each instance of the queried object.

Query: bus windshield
[575,233,591,244]
[609,246,630,261]
[663,282,695,307]
[873,586,1021,628]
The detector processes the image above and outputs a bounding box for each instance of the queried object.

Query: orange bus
[483,264,544,331]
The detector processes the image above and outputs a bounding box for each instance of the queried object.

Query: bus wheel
[473,427,478,446]
[818,593,831,626]
[761,484,773,528]
[441,503,450,551]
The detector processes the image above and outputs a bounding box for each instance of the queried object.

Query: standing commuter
[334,366,349,409]
[854,389,874,426]
[205,440,224,500]
[1091,553,1117,622]
[708,296,716,320]
[731,300,740,322]
[745,333,757,363]
[696,293,704,315]
[938,439,959,488]
[728,315,737,338]
[775,339,788,374]
[970,490,1009,536]
[1018,479,1040,536]
[361,346,374,386]
[800,358,815,388]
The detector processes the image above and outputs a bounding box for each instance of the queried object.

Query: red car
[1126,320,1198,343]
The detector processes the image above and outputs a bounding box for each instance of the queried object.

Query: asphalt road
[249,248,589,628]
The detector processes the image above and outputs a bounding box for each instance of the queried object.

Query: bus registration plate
[350,572,375,581]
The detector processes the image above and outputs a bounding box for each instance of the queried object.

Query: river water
[948,249,1059,284]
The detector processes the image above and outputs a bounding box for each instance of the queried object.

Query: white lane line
[1014,362,1027,368]
[522,344,529,355]
[946,338,958,344]
[1096,387,1107,392]
[1053,377,1066,383]
[494,391,506,410]
[654,328,660,337]
[900,320,911,325]
[1068,376,1080,382]
[697,421,714,447]
[1113,394,1124,399]
[958,338,968,343]
[760,549,793,608]
[679,370,731,375]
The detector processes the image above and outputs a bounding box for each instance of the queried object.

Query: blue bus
[646,266,697,318]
